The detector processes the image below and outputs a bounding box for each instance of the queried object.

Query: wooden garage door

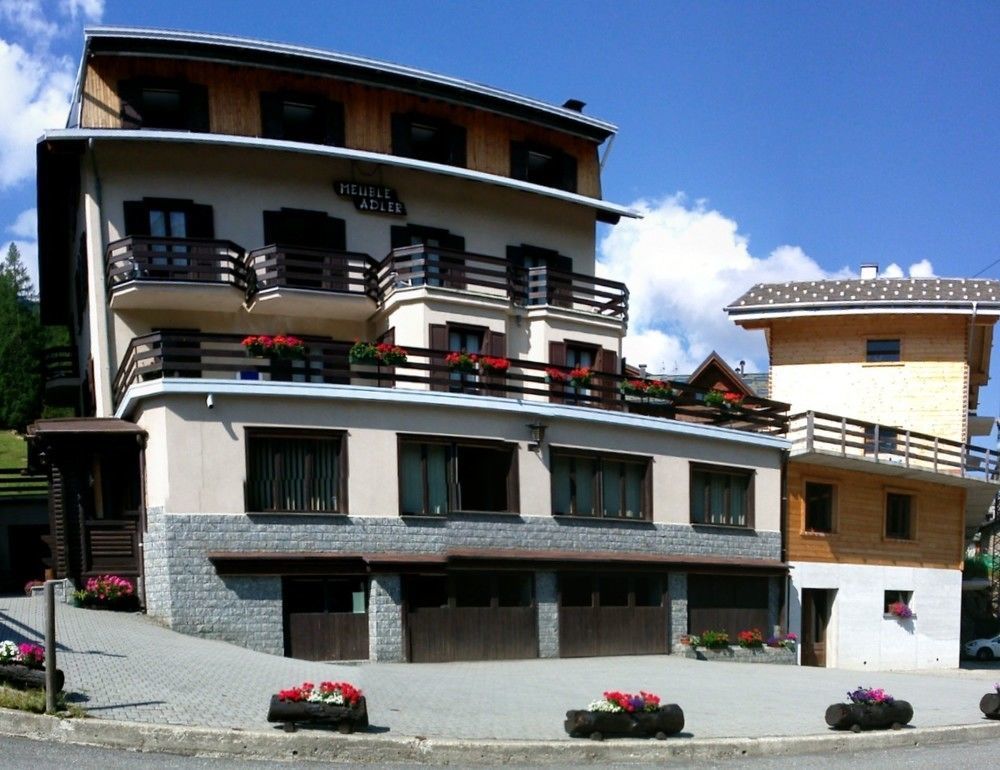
[283,577,369,661]
[559,573,669,658]
[405,573,538,663]
[687,574,769,639]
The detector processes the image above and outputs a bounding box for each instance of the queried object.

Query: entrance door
[801,589,832,667]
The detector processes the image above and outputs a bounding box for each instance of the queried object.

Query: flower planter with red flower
[243,335,307,382]
[477,355,510,376]
[349,341,408,366]
[266,681,368,733]
[0,640,64,691]
[825,687,913,731]
[444,352,477,373]
[886,601,914,620]
[704,389,744,410]
[980,684,1000,719]
[565,690,684,740]
[72,574,140,612]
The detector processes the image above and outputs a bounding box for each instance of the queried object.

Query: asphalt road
[1,734,998,769]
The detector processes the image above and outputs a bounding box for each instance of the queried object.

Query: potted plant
[825,687,913,731]
[704,389,744,409]
[619,378,650,397]
[243,335,306,382]
[565,690,684,740]
[266,680,368,733]
[698,630,730,649]
[980,683,1000,720]
[545,367,568,384]
[444,352,478,373]
[766,632,797,650]
[645,380,675,400]
[568,366,592,387]
[477,355,510,375]
[0,640,64,691]
[349,340,379,365]
[72,574,140,612]
[887,601,914,620]
[737,628,764,648]
[374,342,407,365]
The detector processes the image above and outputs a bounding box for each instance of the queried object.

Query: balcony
[41,345,81,406]
[245,244,378,320]
[105,236,250,311]
[113,331,788,435]
[377,245,629,322]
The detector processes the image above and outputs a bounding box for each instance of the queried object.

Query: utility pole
[44,580,57,714]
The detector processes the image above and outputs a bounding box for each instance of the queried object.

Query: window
[390,224,466,289]
[565,343,596,403]
[447,325,484,392]
[118,78,209,131]
[690,464,754,527]
[804,481,835,533]
[558,574,664,608]
[261,92,344,146]
[885,492,914,540]
[391,113,466,166]
[511,141,577,192]
[245,430,346,513]
[122,198,215,276]
[551,450,650,520]
[866,338,901,362]
[864,425,899,456]
[398,438,517,515]
[883,590,912,614]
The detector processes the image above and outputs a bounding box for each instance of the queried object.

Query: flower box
[980,691,1000,720]
[444,352,477,373]
[266,694,368,733]
[676,644,797,665]
[0,662,64,692]
[349,341,407,366]
[564,691,683,740]
[824,701,913,731]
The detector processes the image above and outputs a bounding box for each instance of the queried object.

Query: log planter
[0,663,64,692]
[824,701,913,732]
[266,694,369,733]
[564,705,685,741]
[980,692,1000,720]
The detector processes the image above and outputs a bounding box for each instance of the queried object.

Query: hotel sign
[334,181,407,216]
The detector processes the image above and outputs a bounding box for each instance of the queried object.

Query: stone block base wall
[143,511,781,660]
[675,646,797,664]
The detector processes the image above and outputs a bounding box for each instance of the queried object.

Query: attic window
[866,339,900,363]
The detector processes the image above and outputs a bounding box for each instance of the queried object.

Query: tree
[0,271,43,431]
[1,242,34,300]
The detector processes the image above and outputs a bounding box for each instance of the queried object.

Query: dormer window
[510,141,577,192]
[260,92,344,146]
[866,338,901,362]
[391,113,466,167]
[118,78,209,131]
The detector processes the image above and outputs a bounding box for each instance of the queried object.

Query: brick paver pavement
[2,596,998,740]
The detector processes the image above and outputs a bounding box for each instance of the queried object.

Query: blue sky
[2,1,999,413]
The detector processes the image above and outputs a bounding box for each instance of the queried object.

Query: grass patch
[0,684,86,717]
[0,431,27,469]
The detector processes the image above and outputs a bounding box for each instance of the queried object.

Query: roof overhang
[81,27,617,143]
[728,304,1000,325]
[39,129,639,224]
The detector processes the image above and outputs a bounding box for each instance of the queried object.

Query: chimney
[562,99,586,112]
[860,263,879,280]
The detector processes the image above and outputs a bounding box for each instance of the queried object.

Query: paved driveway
[1,596,998,740]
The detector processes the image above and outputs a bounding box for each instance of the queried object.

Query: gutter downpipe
[969,301,979,445]
[780,447,790,633]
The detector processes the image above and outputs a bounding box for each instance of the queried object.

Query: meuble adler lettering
[334,181,407,216]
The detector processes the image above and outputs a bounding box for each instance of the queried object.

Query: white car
[964,635,1000,661]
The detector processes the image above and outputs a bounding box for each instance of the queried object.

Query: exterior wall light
[527,422,547,451]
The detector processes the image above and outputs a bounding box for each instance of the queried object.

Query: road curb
[1,709,999,764]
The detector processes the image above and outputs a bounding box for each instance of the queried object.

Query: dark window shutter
[506,245,524,267]
[187,204,215,239]
[320,215,347,251]
[429,323,449,392]
[376,327,396,388]
[185,84,210,132]
[322,99,345,147]
[548,341,566,404]
[597,347,619,406]
[506,448,520,514]
[558,151,578,193]
[262,209,282,246]
[123,201,150,236]
[448,124,466,167]
[390,225,411,251]
[483,329,506,397]
[510,141,528,180]
[118,79,142,129]
[443,232,465,251]
[391,113,411,156]
[260,92,283,139]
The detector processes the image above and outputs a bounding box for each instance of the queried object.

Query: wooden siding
[786,461,965,569]
[81,55,602,198]
[768,315,971,442]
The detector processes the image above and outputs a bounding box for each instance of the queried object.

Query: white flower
[0,640,18,663]
[587,698,623,713]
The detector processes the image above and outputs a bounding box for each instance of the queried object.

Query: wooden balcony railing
[106,236,250,291]
[0,467,47,500]
[113,331,789,435]
[246,244,379,300]
[377,245,629,321]
[41,346,79,382]
[789,411,999,482]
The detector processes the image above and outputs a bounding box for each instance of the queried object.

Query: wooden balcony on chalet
[104,237,629,325]
[41,345,81,398]
[106,236,250,311]
[113,331,787,435]
[788,412,1000,487]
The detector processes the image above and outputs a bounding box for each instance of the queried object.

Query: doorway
[801,588,834,667]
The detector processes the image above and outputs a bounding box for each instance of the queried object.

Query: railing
[113,331,789,435]
[106,236,250,291]
[246,244,379,300]
[41,346,79,382]
[377,245,629,321]
[789,411,999,482]
[0,467,47,500]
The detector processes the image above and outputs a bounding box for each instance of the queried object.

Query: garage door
[687,574,769,639]
[405,572,538,663]
[283,577,369,660]
[559,573,669,657]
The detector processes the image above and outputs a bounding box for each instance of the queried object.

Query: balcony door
[391,224,465,289]
[122,198,214,278]
[507,244,572,307]
[262,208,347,290]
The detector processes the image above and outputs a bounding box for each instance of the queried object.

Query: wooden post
[44,580,57,714]
[805,412,815,453]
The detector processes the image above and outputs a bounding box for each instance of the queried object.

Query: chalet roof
[80,27,617,142]
[727,277,1000,320]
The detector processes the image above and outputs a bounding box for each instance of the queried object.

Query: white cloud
[597,194,853,375]
[7,207,36,239]
[0,1,59,45]
[59,0,103,22]
[908,259,935,278]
